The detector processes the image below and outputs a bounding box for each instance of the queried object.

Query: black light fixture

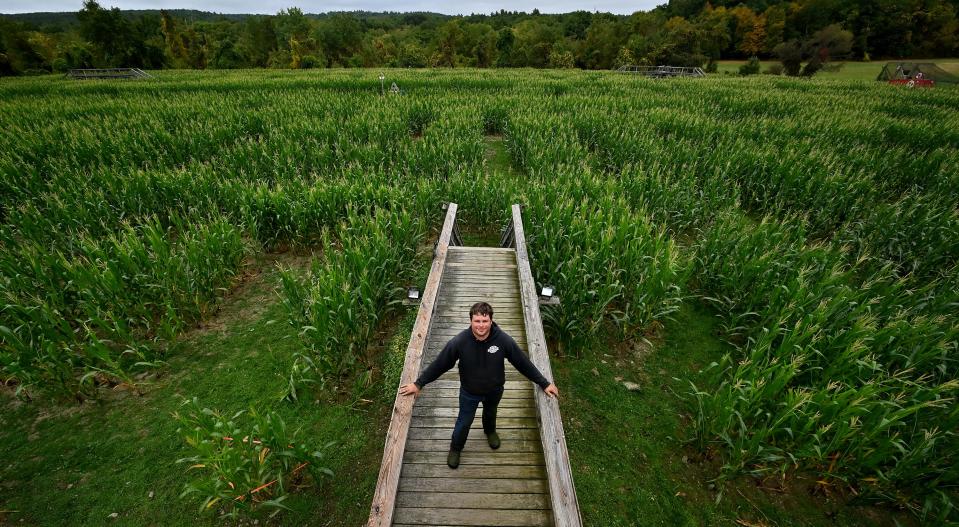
[539,285,560,305]
[405,286,421,305]
[539,285,559,306]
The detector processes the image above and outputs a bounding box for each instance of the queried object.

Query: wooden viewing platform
[65,68,152,80]
[368,204,581,526]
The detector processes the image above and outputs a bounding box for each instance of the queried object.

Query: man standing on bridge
[399,301,559,469]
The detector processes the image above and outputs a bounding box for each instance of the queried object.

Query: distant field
[1,69,956,525]
[716,58,959,80]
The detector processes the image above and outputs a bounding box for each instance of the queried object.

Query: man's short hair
[469,301,494,320]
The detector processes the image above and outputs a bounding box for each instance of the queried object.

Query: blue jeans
[451,385,504,451]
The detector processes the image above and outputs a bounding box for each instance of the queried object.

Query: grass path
[0,206,917,526]
[715,58,959,80]
[555,303,913,526]
[0,253,396,526]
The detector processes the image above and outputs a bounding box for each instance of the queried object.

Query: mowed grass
[555,303,915,527]
[0,249,915,526]
[2,68,954,524]
[0,254,397,526]
[715,58,959,80]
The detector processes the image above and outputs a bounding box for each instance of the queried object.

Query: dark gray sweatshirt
[414,322,550,395]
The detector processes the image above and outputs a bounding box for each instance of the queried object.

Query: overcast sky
[1,0,663,16]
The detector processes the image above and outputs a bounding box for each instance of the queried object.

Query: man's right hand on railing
[399,383,420,397]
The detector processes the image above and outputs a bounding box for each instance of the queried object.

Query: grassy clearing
[715,58,959,80]
[2,261,913,526]
[0,253,401,526]
[2,68,956,523]
[556,302,915,527]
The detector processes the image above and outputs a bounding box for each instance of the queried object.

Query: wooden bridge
[65,68,153,80]
[368,204,581,526]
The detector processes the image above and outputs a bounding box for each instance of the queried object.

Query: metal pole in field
[379,73,385,96]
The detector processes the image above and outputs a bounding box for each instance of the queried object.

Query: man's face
[470,313,492,340]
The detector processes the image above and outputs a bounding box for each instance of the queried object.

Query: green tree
[614,46,636,68]
[433,19,465,67]
[583,16,623,69]
[548,48,575,68]
[0,19,47,74]
[77,0,133,66]
[316,13,363,66]
[495,28,515,67]
[774,39,803,76]
[511,19,560,67]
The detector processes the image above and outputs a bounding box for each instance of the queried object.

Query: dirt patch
[192,250,316,337]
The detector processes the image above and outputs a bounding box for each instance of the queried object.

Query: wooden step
[413,388,533,399]
[397,476,547,494]
[403,450,545,466]
[407,427,541,441]
[413,406,536,419]
[393,507,551,526]
[400,463,545,480]
[406,438,542,453]
[410,417,537,429]
[396,491,550,510]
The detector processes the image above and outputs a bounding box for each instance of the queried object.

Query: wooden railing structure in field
[368,203,581,527]
[65,68,153,80]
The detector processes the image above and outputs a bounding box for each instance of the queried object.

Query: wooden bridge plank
[436,294,520,301]
[437,300,520,306]
[403,451,545,466]
[441,275,519,282]
[396,491,549,510]
[426,379,530,389]
[444,259,516,265]
[431,314,526,321]
[414,396,532,407]
[447,246,516,253]
[433,305,522,313]
[437,290,520,296]
[412,388,530,399]
[400,463,544,479]
[410,417,537,429]
[426,333,526,340]
[427,331,526,341]
[425,374,530,385]
[408,427,540,442]
[398,477,547,494]
[425,340,526,348]
[447,251,516,256]
[427,322,523,330]
[431,310,523,318]
[434,302,520,307]
[406,438,542,453]
[443,272,518,278]
[392,507,551,526]
[446,262,517,269]
[434,301,520,306]
[412,406,536,419]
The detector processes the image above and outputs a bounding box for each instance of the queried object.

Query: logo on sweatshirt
[487,345,500,354]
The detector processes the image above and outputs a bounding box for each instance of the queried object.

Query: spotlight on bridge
[539,285,560,305]
[405,286,421,305]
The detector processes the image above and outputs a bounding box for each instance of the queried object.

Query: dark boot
[447,448,460,469]
[487,431,501,450]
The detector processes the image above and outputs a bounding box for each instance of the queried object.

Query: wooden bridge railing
[510,203,583,526]
[368,203,459,527]
[65,68,153,80]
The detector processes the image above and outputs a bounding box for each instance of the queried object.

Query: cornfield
[1,69,956,520]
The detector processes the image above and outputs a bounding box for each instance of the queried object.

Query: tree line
[2,0,958,76]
